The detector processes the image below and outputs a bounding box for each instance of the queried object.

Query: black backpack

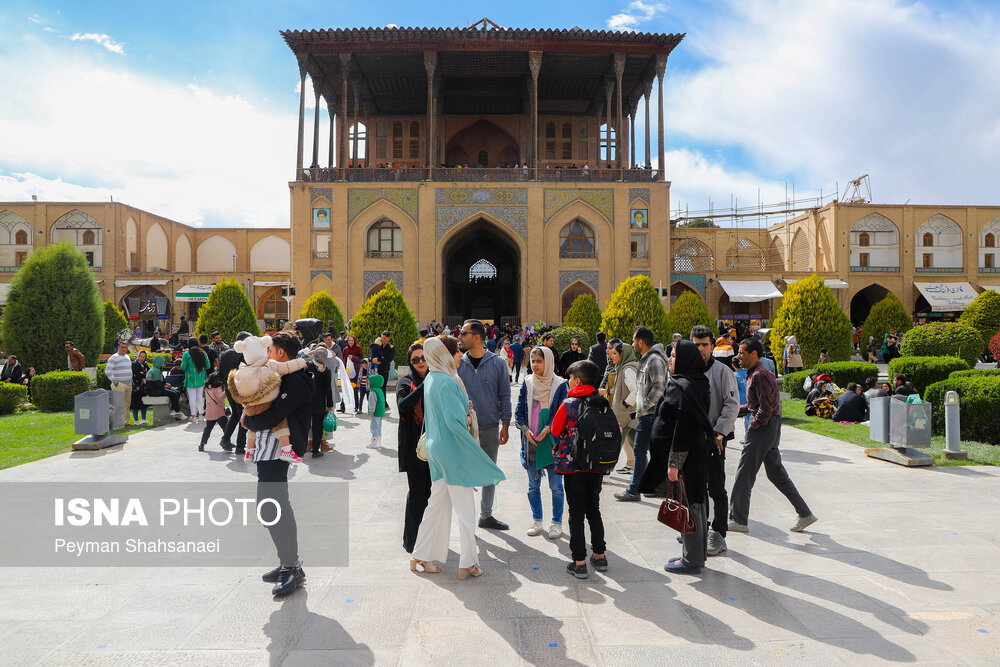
[573,395,623,473]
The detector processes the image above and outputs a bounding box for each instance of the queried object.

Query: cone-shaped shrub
[299,289,345,334]
[349,281,418,367]
[958,289,1000,352]
[562,293,602,339]
[600,276,670,344]
[193,277,260,342]
[667,291,718,340]
[103,301,128,354]
[769,274,852,366]
[859,293,912,353]
[1,242,102,373]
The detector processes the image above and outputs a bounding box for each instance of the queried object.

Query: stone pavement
[2,388,1000,666]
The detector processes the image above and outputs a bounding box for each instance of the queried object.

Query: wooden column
[643,78,653,169]
[656,55,667,182]
[295,60,307,177]
[528,52,542,177]
[338,53,351,181]
[327,103,335,168]
[351,80,360,165]
[614,54,625,171]
[424,52,437,179]
[311,77,322,168]
[629,108,636,169]
[604,79,613,167]
[363,102,372,167]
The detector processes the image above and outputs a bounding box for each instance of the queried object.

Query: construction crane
[842,175,871,203]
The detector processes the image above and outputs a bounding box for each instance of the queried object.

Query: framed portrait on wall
[313,208,330,227]
[631,209,647,229]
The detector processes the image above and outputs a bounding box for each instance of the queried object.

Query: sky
[0,0,997,228]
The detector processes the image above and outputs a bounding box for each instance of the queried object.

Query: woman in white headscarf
[410,335,506,580]
[514,345,568,539]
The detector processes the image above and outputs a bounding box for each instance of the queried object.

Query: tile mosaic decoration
[364,270,403,295]
[670,273,707,300]
[629,270,651,277]
[629,188,650,206]
[310,270,332,282]
[559,270,600,294]
[348,188,419,224]
[310,188,333,204]
[435,187,528,241]
[543,189,614,224]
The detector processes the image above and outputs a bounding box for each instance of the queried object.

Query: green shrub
[0,383,28,415]
[887,356,969,396]
[549,326,591,357]
[859,293,912,353]
[349,280,418,367]
[32,371,91,412]
[562,293,602,339]
[948,368,1000,379]
[96,352,172,389]
[782,370,812,399]
[299,289,346,336]
[102,301,128,354]
[925,376,1000,444]
[958,289,1000,353]
[899,322,983,367]
[600,276,670,345]
[193,278,260,342]
[0,242,103,373]
[769,275,852,366]
[813,362,879,389]
[667,291,717,340]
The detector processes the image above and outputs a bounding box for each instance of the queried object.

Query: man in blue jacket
[458,319,513,530]
[509,338,525,384]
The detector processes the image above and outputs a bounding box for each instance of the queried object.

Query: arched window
[600,123,616,162]
[469,259,497,282]
[409,121,419,138]
[561,281,595,319]
[986,233,996,248]
[259,287,289,332]
[858,232,870,247]
[366,219,402,257]
[14,230,28,245]
[672,238,715,272]
[922,232,934,247]
[559,220,596,258]
[349,122,367,159]
[82,230,96,245]
[725,238,766,271]
[545,122,556,139]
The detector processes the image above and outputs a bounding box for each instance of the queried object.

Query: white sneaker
[366,439,379,449]
[547,523,563,539]
[526,521,544,536]
[707,530,727,556]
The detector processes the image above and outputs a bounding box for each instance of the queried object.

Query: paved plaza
[1,389,999,666]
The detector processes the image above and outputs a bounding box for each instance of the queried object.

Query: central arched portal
[442,219,520,323]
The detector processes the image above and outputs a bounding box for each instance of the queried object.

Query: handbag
[657,479,696,534]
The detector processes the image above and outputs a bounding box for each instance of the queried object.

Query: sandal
[409,558,440,573]
[458,564,483,580]
[616,465,633,473]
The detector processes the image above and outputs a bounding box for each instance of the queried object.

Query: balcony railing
[979,267,1000,273]
[365,250,402,259]
[560,251,598,259]
[298,166,660,183]
[631,249,649,259]
[915,266,963,273]
[850,265,899,272]
[313,251,329,259]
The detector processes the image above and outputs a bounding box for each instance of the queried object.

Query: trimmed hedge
[0,383,28,415]
[103,301,128,354]
[949,368,1000,379]
[925,376,1000,444]
[549,326,591,356]
[194,277,260,342]
[859,293,912,357]
[813,362,879,389]
[887,356,969,396]
[32,371,91,412]
[958,289,1000,353]
[96,352,173,389]
[899,322,983,367]
[299,290,346,337]
[783,370,812,399]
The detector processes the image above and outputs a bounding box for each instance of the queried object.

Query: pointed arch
[766,237,784,271]
[146,223,168,271]
[673,238,714,272]
[850,212,899,270]
[51,209,100,245]
[365,219,402,256]
[196,235,237,272]
[125,217,138,271]
[366,281,387,301]
[561,281,596,319]
[790,229,810,271]
[0,210,31,245]
[250,235,291,271]
[916,213,963,270]
[725,238,765,272]
[817,218,833,271]
[175,234,192,272]
[559,220,597,258]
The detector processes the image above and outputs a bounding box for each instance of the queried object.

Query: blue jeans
[370,416,382,437]
[525,459,564,523]
[626,414,655,496]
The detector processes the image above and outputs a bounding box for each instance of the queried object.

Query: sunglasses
[410,356,425,364]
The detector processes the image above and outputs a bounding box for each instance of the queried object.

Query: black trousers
[403,463,432,553]
[256,459,298,567]
[150,387,181,412]
[310,411,326,449]
[222,398,246,449]
[200,415,228,445]
[513,361,522,382]
[708,443,729,537]
[564,473,606,562]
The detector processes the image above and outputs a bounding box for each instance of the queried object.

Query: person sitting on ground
[863,377,888,405]
[812,389,836,419]
[0,355,22,384]
[804,380,827,416]
[891,373,916,399]
[832,382,868,422]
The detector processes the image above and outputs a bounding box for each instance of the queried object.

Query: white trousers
[186,386,204,417]
[412,478,479,568]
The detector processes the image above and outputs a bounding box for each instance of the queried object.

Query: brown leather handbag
[657,479,696,534]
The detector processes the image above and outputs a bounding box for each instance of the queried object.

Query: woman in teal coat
[410,335,505,580]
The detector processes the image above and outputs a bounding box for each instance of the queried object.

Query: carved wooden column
[363,101,372,167]
[424,52,437,179]
[604,79,613,167]
[614,54,625,171]
[629,107,636,170]
[295,59,307,177]
[643,78,652,169]
[351,80,361,165]
[328,102,336,169]
[338,53,351,181]
[656,55,667,182]
[311,76,322,169]
[528,52,542,177]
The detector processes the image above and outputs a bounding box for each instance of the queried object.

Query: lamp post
[942,390,968,461]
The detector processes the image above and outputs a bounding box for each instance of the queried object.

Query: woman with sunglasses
[397,343,431,553]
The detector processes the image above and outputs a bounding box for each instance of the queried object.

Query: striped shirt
[105,352,133,383]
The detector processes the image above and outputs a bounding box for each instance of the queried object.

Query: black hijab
[662,340,712,431]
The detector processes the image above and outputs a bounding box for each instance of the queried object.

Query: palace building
[1,22,997,333]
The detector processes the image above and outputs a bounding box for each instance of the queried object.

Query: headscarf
[530,345,556,407]
[424,337,468,398]
[615,343,637,370]
[312,346,329,371]
[661,340,712,431]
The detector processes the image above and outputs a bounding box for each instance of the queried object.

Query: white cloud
[608,1,667,31]
[0,42,298,227]
[71,32,126,55]
[27,15,43,24]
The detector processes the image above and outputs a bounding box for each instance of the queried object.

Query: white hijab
[530,345,556,407]
[424,336,468,398]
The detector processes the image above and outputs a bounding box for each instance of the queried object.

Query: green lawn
[0,409,151,470]
[782,399,1000,466]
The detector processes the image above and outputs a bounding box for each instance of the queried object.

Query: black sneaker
[234,447,246,456]
[613,490,640,502]
[589,555,609,572]
[312,450,324,458]
[566,560,588,579]
[219,439,234,452]
[261,565,283,583]
[271,566,305,597]
[478,516,509,531]
[198,443,205,451]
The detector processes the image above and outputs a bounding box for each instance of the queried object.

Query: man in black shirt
[148,330,162,353]
[587,331,608,379]
[832,383,868,422]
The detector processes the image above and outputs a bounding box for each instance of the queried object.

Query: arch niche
[125,217,138,271]
[250,235,291,272]
[440,217,522,322]
[175,234,192,272]
[790,229,810,271]
[849,284,889,326]
[669,281,698,307]
[146,223,168,271]
[366,281,387,301]
[197,235,237,272]
[445,120,519,168]
[258,286,289,332]
[561,281,596,319]
[120,285,170,337]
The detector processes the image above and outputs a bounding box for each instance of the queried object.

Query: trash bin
[75,390,110,435]
[108,388,126,431]
[869,396,890,443]
[889,399,932,448]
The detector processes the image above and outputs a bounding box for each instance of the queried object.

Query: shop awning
[784,278,849,289]
[718,280,782,303]
[0,283,10,305]
[253,281,290,287]
[914,282,978,312]
[115,279,169,287]
[979,285,1000,293]
[175,284,215,302]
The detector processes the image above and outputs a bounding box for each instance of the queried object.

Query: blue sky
[1,0,998,227]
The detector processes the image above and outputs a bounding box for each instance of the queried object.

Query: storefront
[913,282,977,322]
[175,284,216,330]
[717,280,782,323]
[118,281,171,337]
